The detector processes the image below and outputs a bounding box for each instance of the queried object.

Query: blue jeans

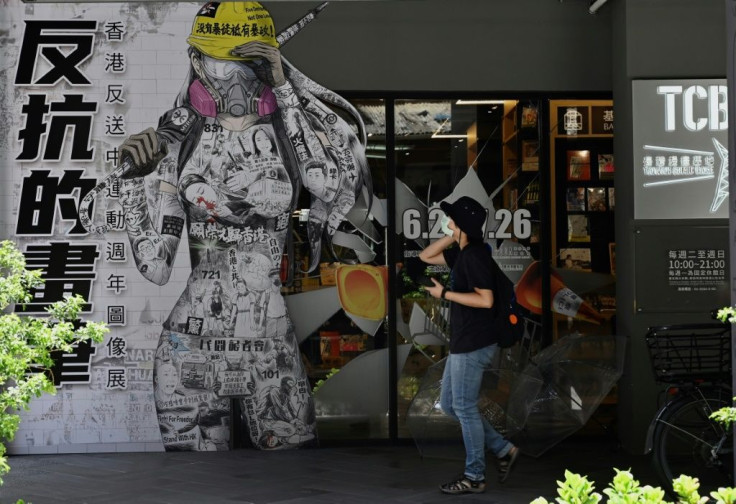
[440,344,513,482]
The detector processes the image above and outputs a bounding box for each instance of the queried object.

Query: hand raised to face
[230,41,285,88]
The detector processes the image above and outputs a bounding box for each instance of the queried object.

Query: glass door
[392,98,547,441]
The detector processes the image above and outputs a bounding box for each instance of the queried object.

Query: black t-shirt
[443,242,497,353]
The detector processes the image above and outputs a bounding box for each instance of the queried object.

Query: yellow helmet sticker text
[187,2,279,60]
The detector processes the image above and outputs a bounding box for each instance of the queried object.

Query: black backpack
[487,248,526,348]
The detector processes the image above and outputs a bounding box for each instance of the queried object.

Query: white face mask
[440,215,454,237]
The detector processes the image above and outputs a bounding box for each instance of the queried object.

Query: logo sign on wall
[632,79,728,220]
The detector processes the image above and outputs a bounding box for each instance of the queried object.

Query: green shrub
[530,468,735,504]
[0,240,107,486]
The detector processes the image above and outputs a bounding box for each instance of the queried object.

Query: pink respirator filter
[189,79,218,118]
[189,80,278,118]
[257,86,277,117]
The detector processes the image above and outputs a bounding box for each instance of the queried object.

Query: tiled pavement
[2,437,659,504]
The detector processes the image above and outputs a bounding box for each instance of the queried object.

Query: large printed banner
[1,1,372,454]
[632,79,728,220]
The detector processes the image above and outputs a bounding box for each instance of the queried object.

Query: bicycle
[644,323,733,491]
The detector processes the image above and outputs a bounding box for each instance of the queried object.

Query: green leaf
[0,241,107,490]
[711,487,736,504]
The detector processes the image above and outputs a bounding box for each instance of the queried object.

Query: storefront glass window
[291,96,617,443]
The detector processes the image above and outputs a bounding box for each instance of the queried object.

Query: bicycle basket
[645,323,731,383]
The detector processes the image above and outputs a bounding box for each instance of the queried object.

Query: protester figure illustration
[205,280,228,336]
[173,400,231,451]
[257,376,315,446]
[80,1,370,451]
[230,278,252,337]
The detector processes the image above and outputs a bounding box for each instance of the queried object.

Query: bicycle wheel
[652,390,733,491]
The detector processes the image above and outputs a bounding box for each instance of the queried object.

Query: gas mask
[189,53,277,118]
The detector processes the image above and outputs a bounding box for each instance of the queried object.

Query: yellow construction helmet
[187,2,279,61]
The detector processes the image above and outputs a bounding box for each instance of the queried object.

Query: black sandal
[498,446,520,483]
[439,475,486,494]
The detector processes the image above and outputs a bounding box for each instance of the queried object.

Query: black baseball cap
[440,196,487,239]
